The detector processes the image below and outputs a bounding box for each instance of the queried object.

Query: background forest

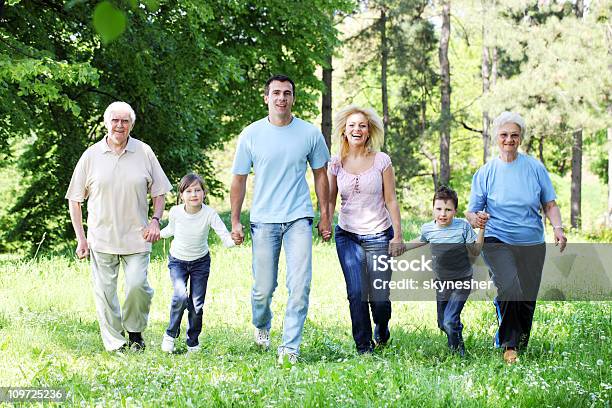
[0,0,610,252]
[1,2,610,406]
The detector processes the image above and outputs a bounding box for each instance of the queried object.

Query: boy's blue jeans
[435,278,471,350]
[334,225,393,353]
[165,253,211,347]
[250,217,313,355]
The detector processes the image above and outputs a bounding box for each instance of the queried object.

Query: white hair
[493,111,526,138]
[103,101,136,129]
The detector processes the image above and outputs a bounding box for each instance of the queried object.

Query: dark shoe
[374,335,391,349]
[112,343,129,354]
[374,325,390,347]
[449,343,465,357]
[128,332,146,351]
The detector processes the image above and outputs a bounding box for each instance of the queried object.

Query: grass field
[0,229,610,407]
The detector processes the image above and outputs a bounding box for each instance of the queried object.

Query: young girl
[159,173,235,353]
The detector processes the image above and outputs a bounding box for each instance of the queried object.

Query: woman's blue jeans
[165,254,211,347]
[335,225,393,353]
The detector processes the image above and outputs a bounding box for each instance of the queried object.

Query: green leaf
[92,1,127,45]
[142,0,160,12]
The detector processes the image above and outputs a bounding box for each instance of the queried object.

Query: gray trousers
[90,250,154,351]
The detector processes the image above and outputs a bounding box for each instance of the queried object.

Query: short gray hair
[493,111,526,138]
[103,101,136,129]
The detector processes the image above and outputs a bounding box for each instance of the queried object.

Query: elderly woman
[466,111,567,363]
[328,105,404,354]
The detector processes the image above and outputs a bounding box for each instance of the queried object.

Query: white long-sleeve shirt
[160,204,234,261]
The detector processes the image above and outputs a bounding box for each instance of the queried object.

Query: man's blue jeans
[165,254,211,347]
[435,278,471,350]
[334,225,393,353]
[250,218,313,355]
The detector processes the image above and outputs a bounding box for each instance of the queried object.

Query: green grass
[0,237,610,407]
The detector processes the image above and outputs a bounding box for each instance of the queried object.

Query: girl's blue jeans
[165,253,211,347]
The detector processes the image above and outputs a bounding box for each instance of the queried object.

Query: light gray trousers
[90,250,154,351]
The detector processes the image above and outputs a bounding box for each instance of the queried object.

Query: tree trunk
[438,0,451,186]
[321,54,333,151]
[571,129,582,229]
[538,135,545,166]
[570,0,584,229]
[608,125,612,225]
[481,27,491,164]
[380,7,390,141]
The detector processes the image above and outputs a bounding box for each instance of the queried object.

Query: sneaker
[161,333,175,353]
[187,344,201,354]
[503,348,518,364]
[277,349,298,366]
[128,332,146,351]
[254,328,270,349]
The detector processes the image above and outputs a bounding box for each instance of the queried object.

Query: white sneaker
[187,344,201,354]
[277,349,298,366]
[161,333,175,353]
[254,328,270,349]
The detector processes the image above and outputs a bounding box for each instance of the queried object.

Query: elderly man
[66,101,172,352]
[231,74,331,365]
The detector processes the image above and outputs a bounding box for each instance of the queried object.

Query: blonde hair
[333,105,384,159]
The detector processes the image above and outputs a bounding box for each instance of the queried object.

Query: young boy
[409,186,487,356]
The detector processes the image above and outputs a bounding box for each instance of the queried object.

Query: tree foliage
[0,0,354,253]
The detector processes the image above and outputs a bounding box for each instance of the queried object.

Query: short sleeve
[308,132,330,170]
[468,166,487,212]
[463,220,477,243]
[65,152,89,202]
[536,162,557,205]
[328,156,341,176]
[147,148,172,197]
[419,224,429,243]
[232,131,253,175]
[376,152,392,172]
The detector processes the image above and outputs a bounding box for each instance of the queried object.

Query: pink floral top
[329,152,393,235]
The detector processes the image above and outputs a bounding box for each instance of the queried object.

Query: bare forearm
[545,203,563,227]
[151,195,165,219]
[68,200,86,242]
[386,199,403,240]
[468,228,485,256]
[314,169,330,220]
[230,175,247,224]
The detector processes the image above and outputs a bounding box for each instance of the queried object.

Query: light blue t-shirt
[468,153,556,245]
[232,116,330,223]
[420,218,477,280]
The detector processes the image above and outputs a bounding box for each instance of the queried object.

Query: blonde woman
[328,105,405,354]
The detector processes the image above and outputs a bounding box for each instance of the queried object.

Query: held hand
[143,220,161,243]
[477,211,490,227]
[317,217,332,242]
[388,237,406,257]
[231,223,244,245]
[470,211,489,229]
[554,228,567,253]
[75,240,89,259]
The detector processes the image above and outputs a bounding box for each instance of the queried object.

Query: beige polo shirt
[66,136,172,254]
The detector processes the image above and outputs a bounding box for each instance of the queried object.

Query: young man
[230,75,331,365]
[409,186,487,356]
